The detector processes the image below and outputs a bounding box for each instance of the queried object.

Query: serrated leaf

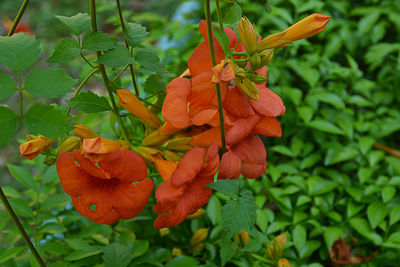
[144,74,165,94]
[0,106,18,147]
[24,104,72,139]
[135,48,172,77]
[206,179,241,199]
[213,25,231,57]
[97,45,133,69]
[47,38,80,63]
[24,68,76,98]
[67,91,111,113]
[103,243,132,267]
[55,13,91,36]
[7,164,37,190]
[0,33,40,72]
[223,4,242,25]
[308,119,345,135]
[125,22,148,47]
[82,32,118,51]
[367,202,388,229]
[0,72,17,100]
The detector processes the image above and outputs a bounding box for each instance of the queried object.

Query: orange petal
[250,86,286,117]
[223,88,255,117]
[218,150,242,179]
[20,136,53,160]
[72,150,110,179]
[225,114,261,146]
[83,137,122,155]
[74,125,99,139]
[232,135,266,178]
[171,147,206,187]
[190,71,217,108]
[252,117,282,137]
[191,108,218,126]
[159,121,182,136]
[189,127,222,148]
[72,195,121,224]
[162,78,191,129]
[153,179,185,214]
[155,159,178,181]
[99,150,147,182]
[211,59,235,83]
[200,143,220,177]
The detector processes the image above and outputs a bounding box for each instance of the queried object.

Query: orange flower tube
[20,136,53,160]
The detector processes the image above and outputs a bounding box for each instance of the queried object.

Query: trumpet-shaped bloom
[153,143,219,228]
[20,136,53,160]
[57,150,153,224]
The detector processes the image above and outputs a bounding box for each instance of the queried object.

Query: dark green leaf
[0,106,18,147]
[97,45,133,69]
[308,119,345,135]
[0,72,17,100]
[324,227,342,248]
[47,38,80,63]
[0,247,25,263]
[135,48,172,77]
[67,91,111,113]
[220,239,237,266]
[131,240,149,259]
[223,4,242,25]
[144,74,165,94]
[7,163,37,190]
[213,25,230,57]
[350,217,382,245]
[125,22,148,47]
[82,32,118,51]
[65,246,103,261]
[24,104,72,139]
[206,179,241,199]
[24,68,76,98]
[8,199,34,217]
[55,13,91,36]
[103,243,132,267]
[165,256,199,267]
[0,32,40,72]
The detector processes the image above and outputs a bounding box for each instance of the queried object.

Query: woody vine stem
[204,0,227,154]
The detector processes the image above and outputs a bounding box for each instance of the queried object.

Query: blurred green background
[1,0,400,266]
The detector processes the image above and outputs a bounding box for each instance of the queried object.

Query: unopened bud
[25,134,37,141]
[188,243,205,254]
[159,228,170,236]
[172,248,182,257]
[251,74,267,84]
[74,125,98,139]
[186,209,205,220]
[274,233,287,247]
[190,228,208,246]
[43,156,56,166]
[250,53,262,70]
[266,244,275,260]
[163,150,182,162]
[238,17,258,53]
[136,146,163,164]
[259,48,274,66]
[235,67,247,79]
[235,77,260,100]
[59,136,81,152]
[20,136,54,160]
[278,258,292,267]
[164,137,192,152]
[240,230,249,246]
[142,129,168,147]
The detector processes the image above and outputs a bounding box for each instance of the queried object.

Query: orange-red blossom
[20,135,53,160]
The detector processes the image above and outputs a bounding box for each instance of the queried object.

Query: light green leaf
[8,199,34,217]
[0,72,17,100]
[0,32,40,72]
[66,91,111,113]
[55,13,91,36]
[97,45,133,69]
[24,68,76,98]
[207,195,222,225]
[213,25,230,57]
[223,4,242,25]
[165,256,199,267]
[390,207,400,226]
[367,202,388,229]
[324,147,359,165]
[47,38,80,63]
[0,106,18,147]
[308,119,345,135]
[82,32,118,51]
[382,186,396,203]
[64,246,103,261]
[350,217,382,245]
[0,247,25,263]
[24,104,72,139]
[324,227,342,248]
[131,240,149,259]
[7,163,37,190]
[125,22,148,47]
[293,224,306,255]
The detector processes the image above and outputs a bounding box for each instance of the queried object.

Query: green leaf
[131,240,149,259]
[41,194,70,210]
[55,13,91,36]
[125,22,148,47]
[324,147,359,165]
[222,189,257,234]
[24,104,72,139]
[207,195,222,225]
[97,45,133,69]
[390,207,400,226]
[165,256,199,267]
[220,239,237,266]
[82,32,118,51]
[144,74,165,94]
[65,246,103,261]
[308,119,345,135]
[0,106,18,147]
[67,91,111,113]
[382,186,396,203]
[135,48,172,77]
[0,72,17,100]
[293,224,306,255]
[24,68,76,98]
[8,199,34,217]
[298,106,314,123]
[0,247,25,263]
[103,243,132,267]
[311,91,345,109]
[206,179,241,199]
[358,136,375,154]
[350,217,382,245]
[223,4,242,25]
[324,227,342,249]
[0,32,40,72]
[367,202,388,229]
[307,176,337,196]
[7,163,37,190]
[41,241,71,255]
[47,38,80,63]
[213,25,231,57]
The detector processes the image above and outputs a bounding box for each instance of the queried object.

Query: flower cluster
[19,14,330,228]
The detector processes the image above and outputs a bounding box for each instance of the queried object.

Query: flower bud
[188,243,205,254]
[251,74,267,84]
[259,48,274,66]
[235,77,260,100]
[59,136,81,152]
[250,53,262,70]
[172,248,182,257]
[164,137,192,152]
[25,134,37,141]
[190,228,208,246]
[43,156,56,166]
[240,230,249,246]
[163,150,182,162]
[265,244,275,260]
[136,146,163,164]
[274,233,287,247]
[155,158,178,181]
[238,17,258,53]
[278,258,292,267]
[234,67,247,79]
[20,136,54,160]
[186,209,205,220]
[211,59,235,84]
[159,228,170,236]
[142,129,168,147]
[74,125,98,139]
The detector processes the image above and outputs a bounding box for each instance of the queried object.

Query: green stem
[232,51,249,56]
[250,253,274,264]
[111,64,129,83]
[80,53,96,68]
[66,67,99,115]
[115,0,140,96]
[7,0,30,36]
[0,186,46,267]
[90,0,130,142]
[215,0,224,29]
[204,0,226,153]
[18,72,23,119]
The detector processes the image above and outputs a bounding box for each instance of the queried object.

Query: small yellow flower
[278,258,292,267]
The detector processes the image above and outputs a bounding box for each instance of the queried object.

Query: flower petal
[171,147,206,187]
[218,150,242,179]
[153,179,185,214]
[232,135,266,178]
[162,78,191,128]
[223,88,255,117]
[72,150,109,179]
[155,159,178,181]
[189,127,222,148]
[252,116,282,137]
[225,114,261,146]
[83,137,122,155]
[250,87,285,117]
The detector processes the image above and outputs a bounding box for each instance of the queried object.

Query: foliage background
[1,0,400,266]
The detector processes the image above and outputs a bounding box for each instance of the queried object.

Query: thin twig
[373,143,400,158]
[7,0,30,36]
